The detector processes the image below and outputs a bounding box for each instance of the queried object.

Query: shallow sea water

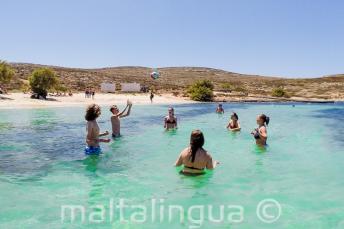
[0,103,344,228]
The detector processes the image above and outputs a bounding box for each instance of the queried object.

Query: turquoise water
[1,103,344,228]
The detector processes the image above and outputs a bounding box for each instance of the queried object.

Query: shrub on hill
[187,79,214,101]
[0,61,14,92]
[29,68,58,99]
[272,87,289,97]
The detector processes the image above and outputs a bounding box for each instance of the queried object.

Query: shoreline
[0,93,195,109]
[0,93,342,109]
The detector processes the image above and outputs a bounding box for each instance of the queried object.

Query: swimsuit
[229,123,238,129]
[181,166,205,176]
[85,146,101,155]
[166,119,176,124]
[184,166,204,171]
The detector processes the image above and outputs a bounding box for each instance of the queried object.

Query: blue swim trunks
[85,146,102,155]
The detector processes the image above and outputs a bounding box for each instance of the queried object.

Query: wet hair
[259,114,270,126]
[189,130,205,163]
[231,112,239,120]
[168,107,174,115]
[85,104,101,121]
[110,105,118,112]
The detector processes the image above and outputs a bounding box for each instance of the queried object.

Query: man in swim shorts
[85,104,110,154]
[110,100,132,137]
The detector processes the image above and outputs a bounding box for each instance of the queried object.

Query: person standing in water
[175,130,219,175]
[227,112,241,131]
[251,114,270,146]
[164,107,177,130]
[85,104,110,154]
[150,91,154,103]
[110,100,133,138]
[216,104,224,114]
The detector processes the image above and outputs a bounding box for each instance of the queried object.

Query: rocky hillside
[7,63,344,100]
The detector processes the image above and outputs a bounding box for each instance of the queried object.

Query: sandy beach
[0,93,194,109]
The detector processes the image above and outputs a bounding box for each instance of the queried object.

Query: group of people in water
[84,102,270,175]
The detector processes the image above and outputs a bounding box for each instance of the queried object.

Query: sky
[1,0,344,78]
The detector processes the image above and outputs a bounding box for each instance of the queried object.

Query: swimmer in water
[164,107,177,130]
[251,114,270,146]
[175,130,219,175]
[226,112,241,131]
[216,104,224,114]
[85,104,110,154]
[110,100,133,138]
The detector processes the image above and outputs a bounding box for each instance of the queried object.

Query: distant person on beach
[91,90,95,99]
[227,112,241,131]
[150,91,154,103]
[164,107,177,130]
[251,114,270,146]
[110,100,133,138]
[216,104,224,114]
[85,104,110,154]
[85,89,89,98]
[175,130,219,175]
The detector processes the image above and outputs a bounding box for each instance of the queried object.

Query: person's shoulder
[181,147,190,155]
[202,149,213,159]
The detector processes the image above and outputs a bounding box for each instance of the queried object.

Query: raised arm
[120,103,132,118]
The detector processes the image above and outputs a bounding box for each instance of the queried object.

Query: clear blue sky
[1,0,344,77]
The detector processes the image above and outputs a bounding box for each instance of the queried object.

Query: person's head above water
[168,107,174,115]
[257,114,270,126]
[190,130,205,162]
[231,112,239,121]
[85,104,101,121]
[218,104,223,108]
[110,105,119,114]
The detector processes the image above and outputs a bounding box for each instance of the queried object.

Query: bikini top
[229,121,238,129]
[165,117,176,124]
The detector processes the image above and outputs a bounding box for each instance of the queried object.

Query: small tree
[0,61,14,90]
[272,87,288,97]
[29,68,58,99]
[220,83,233,92]
[187,79,214,101]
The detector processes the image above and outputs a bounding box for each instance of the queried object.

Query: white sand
[0,93,194,109]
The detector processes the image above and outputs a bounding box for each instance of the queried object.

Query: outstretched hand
[127,100,133,106]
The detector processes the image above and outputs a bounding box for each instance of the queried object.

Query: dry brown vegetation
[7,63,344,101]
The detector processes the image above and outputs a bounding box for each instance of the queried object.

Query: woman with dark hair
[227,112,241,131]
[175,130,218,175]
[85,104,110,154]
[251,114,270,146]
[164,107,177,130]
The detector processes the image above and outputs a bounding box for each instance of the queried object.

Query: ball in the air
[150,71,160,80]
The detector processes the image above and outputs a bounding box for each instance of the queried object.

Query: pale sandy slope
[0,93,194,109]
